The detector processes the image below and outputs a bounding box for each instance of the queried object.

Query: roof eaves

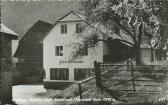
[0,23,18,38]
[0,32,18,40]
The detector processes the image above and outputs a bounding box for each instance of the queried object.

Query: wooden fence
[94,60,168,95]
[77,60,168,101]
[77,60,128,99]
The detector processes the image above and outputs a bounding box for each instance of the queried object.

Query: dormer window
[76,23,83,33]
[61,24,67,34]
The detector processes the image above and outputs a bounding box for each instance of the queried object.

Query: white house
[40,11,164,89]
[40,11,108,89]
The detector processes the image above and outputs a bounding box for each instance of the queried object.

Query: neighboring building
[140,35,167,65]
[155,48,167,61]
[0,23,18,104]
[40,11,133,89]
[14,20,52,83]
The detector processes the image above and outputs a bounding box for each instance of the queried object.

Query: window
[74,69,94,80]
[55,46,63,56]
[76,23,83,33]
[79,44,88,56]
[50,68,69,80]
[61,24,67,34]
[80,47,88,55]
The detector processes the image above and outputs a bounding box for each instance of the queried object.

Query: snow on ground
[12,84,57,105]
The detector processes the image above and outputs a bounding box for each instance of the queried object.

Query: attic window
[61,24,67,34]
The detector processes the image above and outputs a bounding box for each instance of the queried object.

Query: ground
[12,83,80,105]
[12,79,168,105]
[12,84,57,105]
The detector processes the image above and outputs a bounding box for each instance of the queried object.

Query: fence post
[127,59,135,91]
[130,60,136,91]
[94,61,102,88]
[78,83,82,99]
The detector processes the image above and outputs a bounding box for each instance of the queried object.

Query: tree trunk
[136,22,143,65]
[135,45,142,65]
[151,46,154,62]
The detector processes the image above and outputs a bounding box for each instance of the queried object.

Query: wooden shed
[14,20,52,83]
[0,23,18,104]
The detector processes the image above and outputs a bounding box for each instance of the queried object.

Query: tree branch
[129,17,137,38]
[115,20,137,44]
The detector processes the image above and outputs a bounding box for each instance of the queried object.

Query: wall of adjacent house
[43,21,104,81]
[12,40,19,67]
[103,42,110,55]
[138,48,167,65]
[141,48,157,65]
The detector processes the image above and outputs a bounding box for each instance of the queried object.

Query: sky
[1,0,79,36]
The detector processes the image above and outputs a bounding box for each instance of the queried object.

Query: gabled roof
[39,11,134,46]
[14,20,52,57]
[39,11,85,42]
[0,23,18,39]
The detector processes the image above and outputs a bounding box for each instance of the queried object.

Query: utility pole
[0,32,13,105]
[0,21,18,105]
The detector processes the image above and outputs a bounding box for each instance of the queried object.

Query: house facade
[41,11,106,89]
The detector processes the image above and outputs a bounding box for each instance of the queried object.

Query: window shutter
[65,25,67,33]
[61,25,64,33]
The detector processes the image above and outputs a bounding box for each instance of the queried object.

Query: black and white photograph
[0,0,168,105]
